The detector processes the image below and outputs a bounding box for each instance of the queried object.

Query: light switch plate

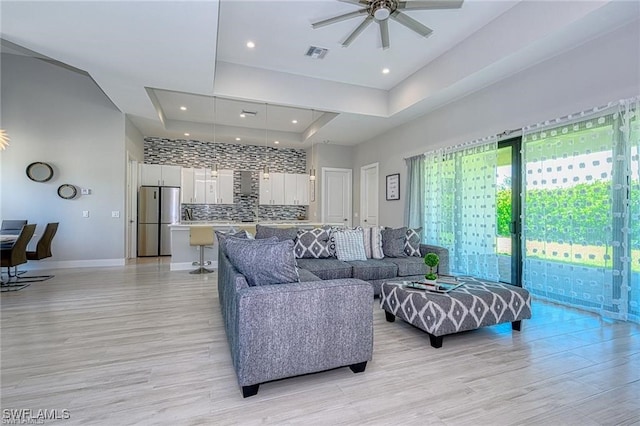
[81,188,91,195]
[82,210,89,218]
[111,211,120,218]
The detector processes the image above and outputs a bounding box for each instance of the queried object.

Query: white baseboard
[170,261,218,271]
[19,259,126,271]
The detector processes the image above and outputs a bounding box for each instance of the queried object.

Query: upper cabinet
[284,173,309,206]
[259,172,285,205]
[260,172,308,205]
[182,167,234,205]
[140,164,181,187]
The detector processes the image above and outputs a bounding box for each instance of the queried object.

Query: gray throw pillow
[255,224,298,241]
[381,227,408,258]
[215,229,249,254]
[225,238,300,287]
[404,227,422,257]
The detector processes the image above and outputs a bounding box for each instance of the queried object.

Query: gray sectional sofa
[216,224,450,397]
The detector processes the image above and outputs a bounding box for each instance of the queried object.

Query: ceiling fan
[312,0,464,49]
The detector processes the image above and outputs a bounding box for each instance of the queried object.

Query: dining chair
[1,220,27,231]
[1,224,36,291]
[18,222,59,282]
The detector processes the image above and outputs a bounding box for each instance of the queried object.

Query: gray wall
[1,54,126,267]
[353,20,640,228]
[308,143,353,221]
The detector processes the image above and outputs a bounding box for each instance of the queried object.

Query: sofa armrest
[234,279,373,387]
[420,244,450,275]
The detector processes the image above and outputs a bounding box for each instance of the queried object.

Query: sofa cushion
[404,227,422,257]
[381,227,408,257]
[294,228,332,259]
[226,238,299,287]
[255,224,298,241]
[347,259,398,281]
[362,226,384,259]
[384,257,428,277]
[333,229,367,261]
[297,268,322,282]
[295,258,353,280]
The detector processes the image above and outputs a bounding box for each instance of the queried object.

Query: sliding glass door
[522,101,638,321]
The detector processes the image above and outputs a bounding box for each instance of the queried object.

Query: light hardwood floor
[1,262,639,425]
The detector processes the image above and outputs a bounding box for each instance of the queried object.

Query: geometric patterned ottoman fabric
[380,277,532,339]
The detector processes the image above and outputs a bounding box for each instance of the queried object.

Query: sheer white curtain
[424,138,499,280]
[522,98,639,322]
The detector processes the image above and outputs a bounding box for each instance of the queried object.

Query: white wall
[125,116,145,161]
[1,54,126,268]
[353,20,640,228]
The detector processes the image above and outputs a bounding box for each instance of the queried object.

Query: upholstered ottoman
[380,277,531,348]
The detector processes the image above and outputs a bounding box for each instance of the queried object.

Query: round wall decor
[57,184,78,199]
[26,162,54,182]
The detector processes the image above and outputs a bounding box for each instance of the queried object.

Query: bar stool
[189,226,214,274]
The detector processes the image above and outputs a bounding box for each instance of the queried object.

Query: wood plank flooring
[1,261,639,425]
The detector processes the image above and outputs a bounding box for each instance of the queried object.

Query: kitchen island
[169,221,342,271]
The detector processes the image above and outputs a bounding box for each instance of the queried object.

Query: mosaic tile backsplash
[144,137,308,221]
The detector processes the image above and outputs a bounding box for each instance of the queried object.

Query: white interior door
[360,162,379,227]
[322,168,352,226]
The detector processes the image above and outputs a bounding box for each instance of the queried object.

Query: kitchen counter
[168,221,343,271]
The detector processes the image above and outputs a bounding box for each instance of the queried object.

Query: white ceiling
[1,0,638,148]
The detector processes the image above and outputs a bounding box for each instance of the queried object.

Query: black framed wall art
[386,173,400,201]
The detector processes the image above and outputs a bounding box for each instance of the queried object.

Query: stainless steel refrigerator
[137,186,180,256]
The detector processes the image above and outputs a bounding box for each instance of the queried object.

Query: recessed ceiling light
[180,106,187,111]
[246,41,255,49]
[274,141,280,144]
[184,133,190,136]
[235,137,241,141]
[240,113,246,118]
[292,120,298,124]
[382,68,390,74]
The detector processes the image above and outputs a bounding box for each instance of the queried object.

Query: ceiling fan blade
[380,19,390,49]
[397,0,464,10]
[342,16,373,47]
[338,0,370,5]
[312,9,368,29]
[390,10,433,37]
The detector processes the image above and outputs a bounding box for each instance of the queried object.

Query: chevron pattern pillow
[294,228,332,259]
[404,227,422,257]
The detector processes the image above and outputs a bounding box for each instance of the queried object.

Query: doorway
[322,167,352,227]
[360,163,379,227]
[497,137,522,286]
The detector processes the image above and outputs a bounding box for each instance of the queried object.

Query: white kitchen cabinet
[184,168,234,205]
[181,167,196,203]
[284,173,309,205]
[259,172,285,205]
[140,164,182,186]
[206,169,234,204]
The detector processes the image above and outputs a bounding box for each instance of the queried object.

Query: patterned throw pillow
[225,238,300,287]
[362,226,384,259]
[381,227,408,258]
[404,227,422,257]
[333,229,367,261]
[294,228,331,259]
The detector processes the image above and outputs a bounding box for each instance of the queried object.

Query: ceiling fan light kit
[312,0,463,49]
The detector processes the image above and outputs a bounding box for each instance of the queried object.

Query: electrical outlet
[111,211,120,218]
[82,210,89,218]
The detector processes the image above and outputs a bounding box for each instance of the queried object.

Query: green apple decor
[424,252,439,282]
